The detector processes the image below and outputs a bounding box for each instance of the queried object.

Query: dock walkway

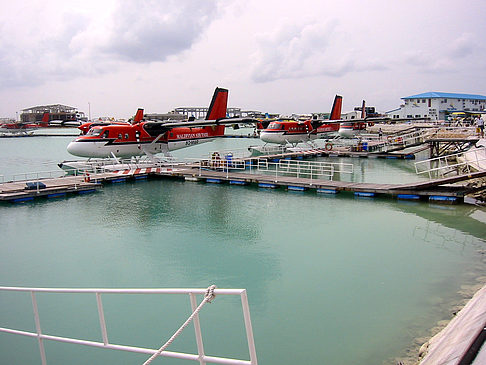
[156,166,486,202]
[1,144,484,203]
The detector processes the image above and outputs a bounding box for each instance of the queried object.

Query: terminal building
[386,92,486,121]
[20,104,87,123]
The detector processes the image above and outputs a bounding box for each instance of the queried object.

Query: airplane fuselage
[67,123,224,158]
[260,120,339,144]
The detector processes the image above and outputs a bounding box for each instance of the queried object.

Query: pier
[1,151,484,203]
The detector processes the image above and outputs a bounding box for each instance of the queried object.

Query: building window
[422,99,426,103]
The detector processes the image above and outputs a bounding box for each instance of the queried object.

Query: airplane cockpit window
[86,127,103,136]
[268,123,283,130]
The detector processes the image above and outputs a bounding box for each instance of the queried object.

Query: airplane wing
[49,120,83,127]
[144,117,260,129]
[310,116,431,124]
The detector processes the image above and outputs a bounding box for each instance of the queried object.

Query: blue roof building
[387,92,486,121]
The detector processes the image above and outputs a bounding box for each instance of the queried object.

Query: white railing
[61,157,181,174]
[195,157,353,181]
[247,145,288,156]
[0,286,257,365]
[414,148,486,179]
[11,169,65,182]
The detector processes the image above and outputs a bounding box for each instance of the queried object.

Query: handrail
[0,286,257,365]
[414,147,486,179]
[194,157,353,181]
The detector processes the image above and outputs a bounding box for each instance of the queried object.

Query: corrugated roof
[402,92,486,100]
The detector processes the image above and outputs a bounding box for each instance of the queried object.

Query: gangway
[414,147,486,179]
[0,286,258,365]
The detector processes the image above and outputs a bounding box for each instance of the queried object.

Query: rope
[142,285,217,365]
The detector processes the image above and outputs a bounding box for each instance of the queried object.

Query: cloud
[403,32,480,73]
[100,0,218,63]
[249,19,388,83]
[0,0,219,90]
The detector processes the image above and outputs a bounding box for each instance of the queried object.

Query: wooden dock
[155,166,486,203]
[0,167,172,203]
[1,145,484,203]
[0,176,102,203]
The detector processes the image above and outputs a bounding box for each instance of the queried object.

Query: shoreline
[389,252,486,364]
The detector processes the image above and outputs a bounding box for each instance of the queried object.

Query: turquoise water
[1,134,485,365]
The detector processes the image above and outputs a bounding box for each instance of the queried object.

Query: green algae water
[1,133,485,365]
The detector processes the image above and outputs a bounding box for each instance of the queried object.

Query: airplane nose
[67,140,88,157]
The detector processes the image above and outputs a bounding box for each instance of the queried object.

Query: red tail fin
[361,100,366,118]
[40,112,49,127]
[205,87,228,120]
[133,108,144,123]
[330,95,343,120]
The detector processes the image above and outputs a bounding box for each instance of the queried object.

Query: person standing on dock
[378,127,383,140]
[477,117,484,138]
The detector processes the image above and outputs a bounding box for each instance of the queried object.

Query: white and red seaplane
[66,87,253,159]
[258,95,343,145]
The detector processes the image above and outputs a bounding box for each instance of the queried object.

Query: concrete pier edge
[418,283,486,364]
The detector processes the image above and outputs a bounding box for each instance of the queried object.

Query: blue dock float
[317,188,338,194]
[354,191,375,197]
[429,196,458,203]
[206,178,222,184]
[110,178,127,183]
[259,183,277,189]
[229,180,248,185]
[78,189,97,195]
[11,196,35,203]
[397,194,420,200]
[287,185,306,192]
[135,174,148,180]
[47,192,67,199]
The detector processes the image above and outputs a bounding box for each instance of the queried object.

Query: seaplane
[66,87,255,159]
[338,100,369,138]
[0,113,51,136]
[259,95,343,145]
[259,95,432,145]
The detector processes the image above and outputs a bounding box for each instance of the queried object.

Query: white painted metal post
[31,291,47,365]
[96,293,109,345]
[189,293,206,365]
[240,291,257,365]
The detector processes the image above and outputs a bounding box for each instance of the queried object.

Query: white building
[386,92,486,121]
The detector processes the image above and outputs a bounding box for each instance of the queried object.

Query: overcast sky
[1,0,485,119]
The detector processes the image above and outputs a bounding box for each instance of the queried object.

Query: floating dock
[155,166,486,203]
[1,144,484,203]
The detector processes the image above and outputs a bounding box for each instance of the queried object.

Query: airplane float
[66,87,255,159]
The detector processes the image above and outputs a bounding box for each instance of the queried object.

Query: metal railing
[414,147,486,179]
[61,157,181,174]
[194,157,353,181]
[0,286,257,365]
